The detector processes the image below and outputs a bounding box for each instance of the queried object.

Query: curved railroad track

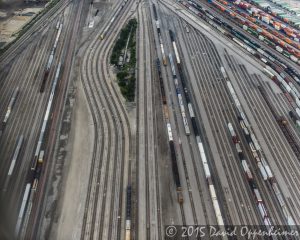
[79,0,134,239]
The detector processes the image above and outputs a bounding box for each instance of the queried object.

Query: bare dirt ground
[42,78,94,240]
[0,4,44,46]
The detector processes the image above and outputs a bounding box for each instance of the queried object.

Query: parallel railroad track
[80,0,133,239]
[225,53,300,224]
[182,25,262,225]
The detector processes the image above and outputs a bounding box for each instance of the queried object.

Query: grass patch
[110,18,137,102]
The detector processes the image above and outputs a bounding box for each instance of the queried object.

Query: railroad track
[210,35,286,225]
[155,1,220,227]
[156,4,199,226]
[260,77,300,142]
[136,5,150,239]
[79,0,133,239]
[136,3,163,239]
[221,52,287,226]
[185,26,248,225]
[225,53,300,224]
[161,0,292,228]
[0,14,67,237]
[180,24,263,226]
[225,53,291,227]
[147,4,164,239]
[0,0,70,65]
[158,0,243,227]
[142,4,152,239]
[166,14,217,226]
[0,12,68,174]
[24,0,87,237]
[191,0,300,71]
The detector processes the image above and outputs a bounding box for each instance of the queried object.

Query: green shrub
[110,18,137,101]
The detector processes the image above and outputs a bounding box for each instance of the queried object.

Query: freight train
[125,186,131,240]
[15,183,31,237]
[257,85,300,165]
[153,4,167,65]
[226,80,273,180]
[156,58,183,203]
[32,63,61,171]
[180,0,297,226]
[227,122,273,229]
[181,0,300,78]
[263,65,300,118]
[181,0,300,119]
[168,29,226,226]
[2,87,19,129]
[2,135,24,192]
[207,0,300,63]
[9,136,24,177]
[168,53,191,135]
[225,69,295,226]
[167,123,184,203]
[15,63,62,239]
[41,22,62,93]
[232,0,300,44]
[289,110,300,128]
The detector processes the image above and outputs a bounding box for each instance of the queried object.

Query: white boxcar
[254,189,263,202]
[166,123,173,141]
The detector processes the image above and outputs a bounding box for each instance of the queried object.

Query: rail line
[24,0,86,237]
[156,3,201,226]
[181,24,262,225]
[147,5,164,239]
[222,54,288,226]
[169,18,224,225]
[208,33,289,227]
[137,3,164,239]
[0,0,71,64]
[0,15,66,238]
[142,7,150,239]
[224,51,299,225]
[169,27,211,226]
[145,3,165,239]
[80,0,132,239]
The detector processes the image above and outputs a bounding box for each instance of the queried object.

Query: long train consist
[15,183,31,236]
[207,0,300,63]
[257,85,300,162]
[289,110,300,129]
[168,53,191,135]
[223,68,296,226]
[180,0,300,131]
[31,63,62,172]
[168,29,226,226]
[263,66,300,119]
[15,63,62,238]
[40,22,62,93]
[227,123,273,228]
[152,5,183,203]
[2,135,24,192]
[125,186,131,240]
[156,58,184,204]
[180,0,300,85]
[1,87,19,131]
[153,4,167,65]
[231,0,300,46]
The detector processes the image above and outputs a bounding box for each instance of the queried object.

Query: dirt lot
[0,5,44,47]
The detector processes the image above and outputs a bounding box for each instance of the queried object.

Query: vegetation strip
[110,18,137,102]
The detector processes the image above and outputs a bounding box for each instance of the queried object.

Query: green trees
[110,18,137,102]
